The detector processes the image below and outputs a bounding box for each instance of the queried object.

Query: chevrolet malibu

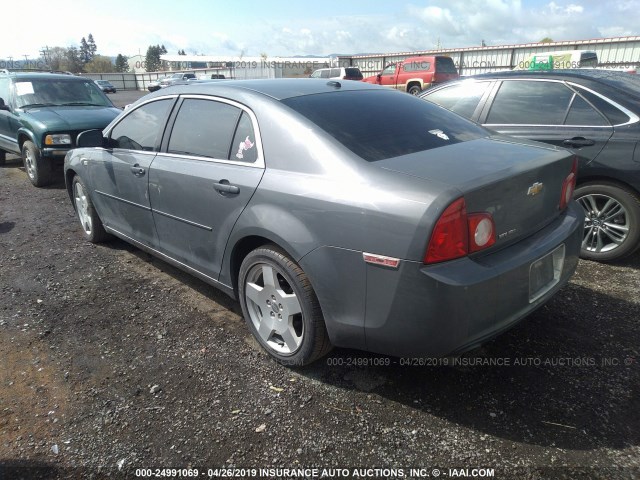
[64,79,583,366]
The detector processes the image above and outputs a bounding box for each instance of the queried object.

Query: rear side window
[282,90,487,162]
[424,81,491,119]
[345,68,363,79]
[110,99,173,151]
[231,112,258,163]
[574,87,631,125]
[404,61,430,73]
[168,99,240,159]
[565,95,609,126]
[435,57,458,74]
[486,80,573,125]
[330,69,340,77]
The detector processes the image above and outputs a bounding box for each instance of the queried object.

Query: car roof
[2,72,86,81]
[153,78,383,100]
[467,69,640,92]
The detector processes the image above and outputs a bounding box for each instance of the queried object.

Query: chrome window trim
[483,78,638,128]
[163,94,266,169]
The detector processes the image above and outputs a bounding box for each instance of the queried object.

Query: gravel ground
[1,92,639,479]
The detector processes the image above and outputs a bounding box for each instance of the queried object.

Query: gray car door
[148,96,264,281]
[480,79,613,166]
[89,97,175,248]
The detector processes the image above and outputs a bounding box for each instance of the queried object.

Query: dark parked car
[0,70,121,186]
[421,70,640,261]
[64,79,582,365]
[94,79,117,93]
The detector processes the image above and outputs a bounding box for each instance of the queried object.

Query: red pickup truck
[362,55,459,95]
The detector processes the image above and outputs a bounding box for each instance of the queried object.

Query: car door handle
[130,164,145,176]
[563,137,595,148]
[213,180,240,195]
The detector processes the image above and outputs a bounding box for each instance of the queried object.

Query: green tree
[87,34,97,59]
[80,37,91,64]
[540,37,554,43]
[145,45,163,72]
[178,49,186,55]
[115,54,129,72]
[65,46,84,73]
[85,55,115,73]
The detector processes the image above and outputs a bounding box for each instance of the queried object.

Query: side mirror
[376,73,382,79]
[0,97,10,112]
[77,129,106,148]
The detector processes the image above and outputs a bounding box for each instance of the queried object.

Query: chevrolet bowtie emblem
[527,182,544,196]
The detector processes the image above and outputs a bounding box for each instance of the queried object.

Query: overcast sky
[1,0,638,60]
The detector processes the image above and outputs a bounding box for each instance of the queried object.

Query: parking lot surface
[0,90,639,479]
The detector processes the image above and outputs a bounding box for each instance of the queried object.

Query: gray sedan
[64,79,583,366]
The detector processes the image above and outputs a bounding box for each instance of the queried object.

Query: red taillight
[425,198,468,264]
[425,198,496,264]
[559,157,578,210]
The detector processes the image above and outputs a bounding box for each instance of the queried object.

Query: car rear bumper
[303,201,583,358]
[363,201,583,357]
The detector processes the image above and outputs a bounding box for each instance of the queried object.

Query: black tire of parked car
[21,141,52,187]
[0,150,5,166]
[72,175,111,244]
[239,245,332,366]
[574,182,640,262]
[408,85,422,95]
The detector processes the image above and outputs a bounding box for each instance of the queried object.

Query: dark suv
[0,70,121,186]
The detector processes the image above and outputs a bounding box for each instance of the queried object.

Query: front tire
[22,141,52,187]
[72,175,110,243]
[239,245,332,366]
[575,182,640,262]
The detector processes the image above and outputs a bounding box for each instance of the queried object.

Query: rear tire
[239,245,332,366]
[408,84,422,95]
[0,150,5,166]
[574,182,640,262]
[72,175,110,243]
[22,141,52,187]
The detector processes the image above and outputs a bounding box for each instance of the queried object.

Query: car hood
[21,106,121,132]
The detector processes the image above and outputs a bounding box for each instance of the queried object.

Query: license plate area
[529,244,565,303]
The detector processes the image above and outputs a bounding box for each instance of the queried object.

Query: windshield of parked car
[282,90,487,161]
[14,79,113,108]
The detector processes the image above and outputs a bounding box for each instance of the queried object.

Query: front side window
[381,64,396,76]
[110,99,173,151]
[486,80,573,125]
[168,99,241,159]
[424,81,491,119]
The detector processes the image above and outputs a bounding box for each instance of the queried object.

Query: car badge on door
[527,182,544,196]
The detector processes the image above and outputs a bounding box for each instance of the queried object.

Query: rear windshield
[436,57,458,74]
[345,68,363,78]
[282,90,487,162]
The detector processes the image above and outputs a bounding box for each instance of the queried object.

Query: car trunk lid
[376,136,576,249]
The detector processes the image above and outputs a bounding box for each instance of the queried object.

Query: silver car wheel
[74,181,93,236]
[578,193,629,253]
[244,263,304,355]
[23,147,36,180]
